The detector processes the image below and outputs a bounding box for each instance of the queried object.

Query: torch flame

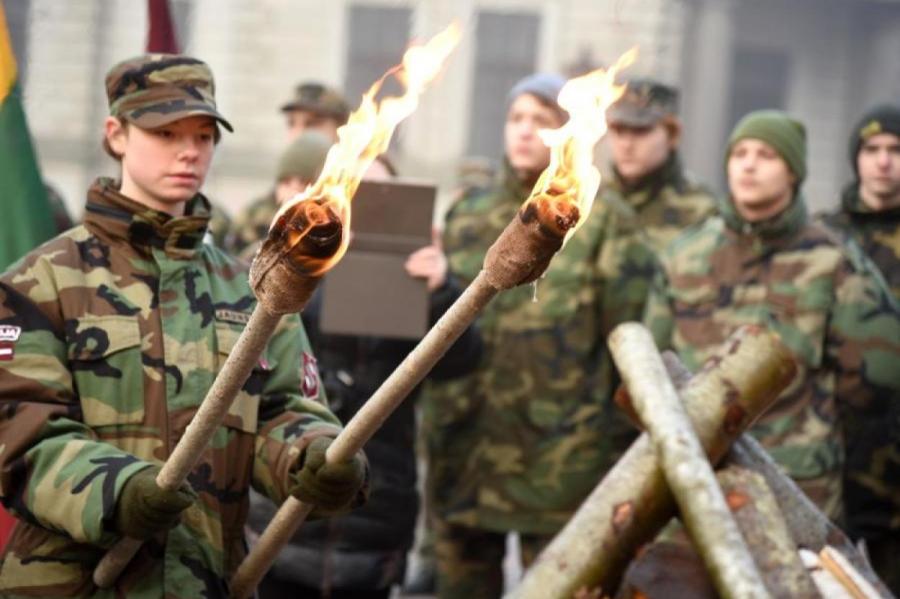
[272,22,461,276]
[528,48,637,242]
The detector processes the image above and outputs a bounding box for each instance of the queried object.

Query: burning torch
[92,23,462,589]
[230,49,638,599]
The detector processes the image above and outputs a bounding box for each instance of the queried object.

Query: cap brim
[127,104,234,133]
[606,105,665,128]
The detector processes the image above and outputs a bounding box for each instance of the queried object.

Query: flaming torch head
[483,50,637,290]
[249,23,461,315]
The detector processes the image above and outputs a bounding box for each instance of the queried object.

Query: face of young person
[607,121,676,183]
[857,132,900,211]
[727,138,796,222]
[285,109,341,143]
[106,115,217,216]
[504,93,565,181]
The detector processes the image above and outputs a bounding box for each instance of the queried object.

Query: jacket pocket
[69,315,145,426]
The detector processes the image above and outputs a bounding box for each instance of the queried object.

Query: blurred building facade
[10,0,900,219]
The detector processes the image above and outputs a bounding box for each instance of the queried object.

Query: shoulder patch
[0,325,22,361]
[301,351,320,398]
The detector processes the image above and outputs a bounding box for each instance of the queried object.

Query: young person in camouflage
[644,110,900,525]
[0,54,368,598]
[821,103,900,594]
[593,79,717,463]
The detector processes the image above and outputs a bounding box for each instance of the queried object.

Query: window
[467,10,540,160]
[344,5,412,105]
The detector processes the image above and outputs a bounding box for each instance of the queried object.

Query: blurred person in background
[424,72,611,599]
[228,131,332,261]
[282,81,350,143]
[821,103,900,594]
[644,110,900,532]
[225,82,349,255]
[589,79,717,468]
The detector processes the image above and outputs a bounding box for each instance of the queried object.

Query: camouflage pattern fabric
[422,155,715,537]
[106,54,232,132]
[224,190,278,262]
[0,178,345,598]
[433,520,550,599]
[644,194,900,522]
[204,204,233,250]
[822,183,900,303]
[821,182,900,593]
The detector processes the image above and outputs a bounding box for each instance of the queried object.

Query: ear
[663,117,682,148]
[105,117,128,158]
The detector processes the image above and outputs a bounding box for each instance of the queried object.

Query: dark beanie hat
[276,132,331,183]
[726,110,807,182]
[507,73,566,110]
[848,104,900,174]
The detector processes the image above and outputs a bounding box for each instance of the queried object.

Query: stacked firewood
[512,324,893,599]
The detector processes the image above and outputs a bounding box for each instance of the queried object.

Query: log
[608,323,770,599]
[511,325,796,598]
[727,437,895,598]
[717,464,820,597]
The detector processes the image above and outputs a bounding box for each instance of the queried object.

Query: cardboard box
[319,179,436,339]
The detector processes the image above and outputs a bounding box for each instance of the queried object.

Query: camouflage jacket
[644,195,900,521]
[224,190,278,262]
[423,157,714,534]
[593,154,717,458]
[822,183,900,303]
[0,178,343,598]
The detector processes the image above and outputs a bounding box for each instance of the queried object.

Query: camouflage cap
[280,82,350,124]
[606,78,679,127]
[106,54,233,132]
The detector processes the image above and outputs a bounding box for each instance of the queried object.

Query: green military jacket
[0,179,342,598]
[823,184,900,303]
[424,157,715,534]
[644,195,900,520]
[821,183,900,547]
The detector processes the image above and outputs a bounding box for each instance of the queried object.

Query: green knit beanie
[276,132,332,183]
[726,110,807,182]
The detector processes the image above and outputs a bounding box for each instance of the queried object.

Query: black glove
[114,466,197,539]
[288,436,367,514]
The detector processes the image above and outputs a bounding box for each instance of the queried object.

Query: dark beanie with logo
[847,104,900,175]
[726,110,807,182]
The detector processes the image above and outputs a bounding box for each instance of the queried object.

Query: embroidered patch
[215,309,252,325]
[0,325,22,361]
[301,352,320,398]
[860,119,882,140]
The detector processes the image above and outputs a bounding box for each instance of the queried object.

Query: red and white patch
[301,352,320,398]
[0,326,21,362]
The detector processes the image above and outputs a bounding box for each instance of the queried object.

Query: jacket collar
[83,177,211,259]
[609,152,687,209]
[840,181,900,220]
[720,189,807,242]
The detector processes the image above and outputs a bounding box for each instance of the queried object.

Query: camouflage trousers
[433,519,552,599]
